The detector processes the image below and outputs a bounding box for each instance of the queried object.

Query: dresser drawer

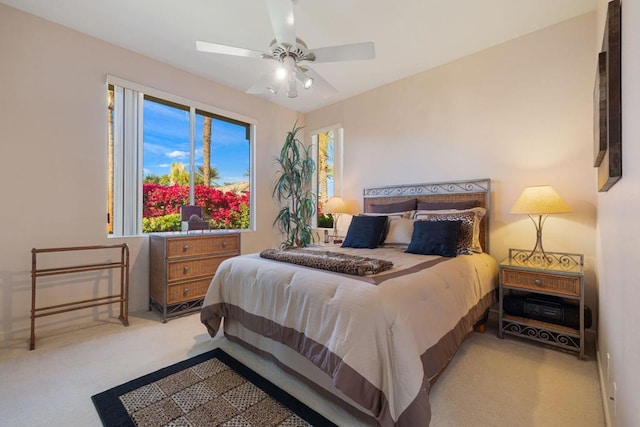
[166,234,239,258]
[167,256,225,281]
[502,269,580,297]
[166,278,212,304]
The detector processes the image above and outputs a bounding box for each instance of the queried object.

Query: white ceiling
[1,0,595,113]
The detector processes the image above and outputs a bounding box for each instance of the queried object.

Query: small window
[312,126,343,228]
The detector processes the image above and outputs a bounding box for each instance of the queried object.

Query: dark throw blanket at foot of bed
[259,248,394,276]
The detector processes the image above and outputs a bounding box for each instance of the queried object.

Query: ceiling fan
[196,0,375,98]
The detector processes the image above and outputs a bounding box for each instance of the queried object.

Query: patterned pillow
[413,207,486,254]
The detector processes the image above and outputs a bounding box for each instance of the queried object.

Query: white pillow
[363,210,415,219]
[383,217,415,245]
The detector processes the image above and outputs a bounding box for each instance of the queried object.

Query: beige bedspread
[201,246,498,426]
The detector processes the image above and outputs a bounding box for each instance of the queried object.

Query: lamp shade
[322,197,347,214]
[509,186,572,215]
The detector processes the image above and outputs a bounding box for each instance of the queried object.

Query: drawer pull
[222,241,228,248]
[183,266,190,274]
[183,288,189,296]
[182,245,190,252]
[534,279,542,286]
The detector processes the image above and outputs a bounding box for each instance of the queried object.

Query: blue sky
[143,99,249,184]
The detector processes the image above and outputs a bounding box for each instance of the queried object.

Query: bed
[201,178,498,426]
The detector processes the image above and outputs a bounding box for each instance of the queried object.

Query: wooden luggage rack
[30,244,130,350]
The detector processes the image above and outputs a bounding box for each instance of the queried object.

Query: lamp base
[331,213,342,243]
[523,214,552,264]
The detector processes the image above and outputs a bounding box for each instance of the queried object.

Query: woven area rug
[91,348,336,427]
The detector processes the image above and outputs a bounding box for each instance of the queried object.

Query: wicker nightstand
[498,249,585,359]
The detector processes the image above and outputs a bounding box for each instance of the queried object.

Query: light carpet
[0,312,604,426]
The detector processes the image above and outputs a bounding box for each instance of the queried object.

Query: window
[312,126,343,228]
[107,77,254,236]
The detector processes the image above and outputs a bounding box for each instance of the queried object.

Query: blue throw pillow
[406,220,462,257]
[342,215,388,249]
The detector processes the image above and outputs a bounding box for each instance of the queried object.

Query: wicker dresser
[149,232,240,322]
[498,249,585,359]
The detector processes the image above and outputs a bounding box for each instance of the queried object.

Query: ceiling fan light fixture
[286,73,298,98]
[275,66,287,80]
[296,71,313,89]
[266,78,281,94]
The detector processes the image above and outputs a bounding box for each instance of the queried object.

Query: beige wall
[595,0,640,425]
[6,7,637,424]
[306,14,598,321]
[0,4,300,340]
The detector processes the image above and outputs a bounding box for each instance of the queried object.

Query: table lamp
[509,185,572,263]
[322,196,347,240]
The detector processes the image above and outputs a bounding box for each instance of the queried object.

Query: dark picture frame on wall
[593,51,607,167]
[595,0,622,192]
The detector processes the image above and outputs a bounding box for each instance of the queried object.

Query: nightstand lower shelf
[498,250,585,359]
[501,314,581,354]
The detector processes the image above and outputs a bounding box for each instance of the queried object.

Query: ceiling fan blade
[265,0,296,48]
[196,40,265,59]
[302,66,338,97]
[308,42,375,63]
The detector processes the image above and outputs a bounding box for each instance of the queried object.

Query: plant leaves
[272,122,317,248]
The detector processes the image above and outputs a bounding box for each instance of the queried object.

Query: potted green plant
[273,123,316,248]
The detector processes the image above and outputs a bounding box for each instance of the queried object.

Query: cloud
[166,150,188,159]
